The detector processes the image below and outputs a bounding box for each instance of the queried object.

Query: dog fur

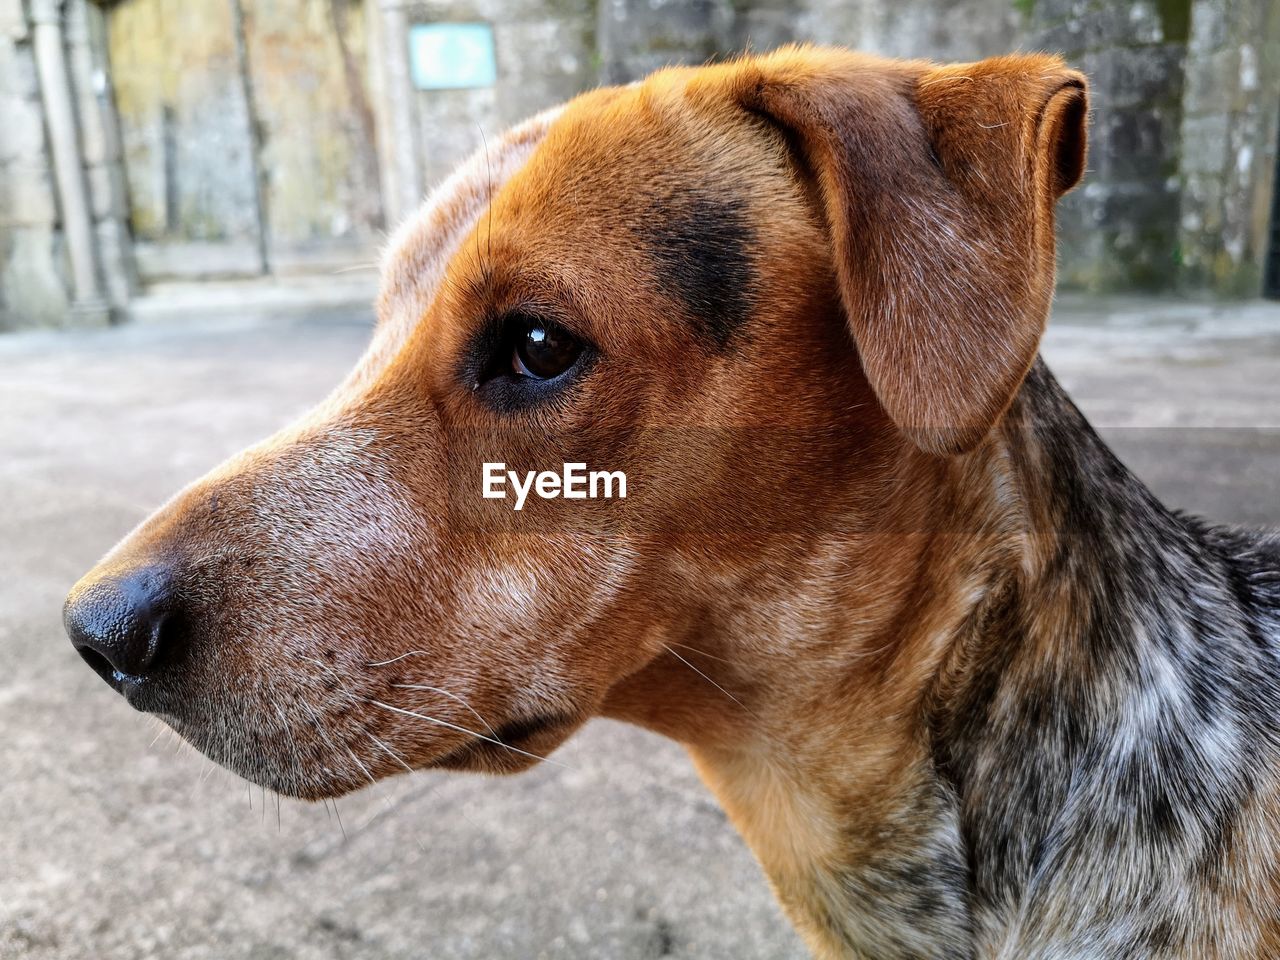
[65,47,1280,959]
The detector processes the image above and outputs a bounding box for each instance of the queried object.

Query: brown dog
[65,47,1280,959]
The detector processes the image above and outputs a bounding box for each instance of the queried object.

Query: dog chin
[164,698,581,798]
[159,717,350,800]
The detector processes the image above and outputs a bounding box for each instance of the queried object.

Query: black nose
[64,566,179,688]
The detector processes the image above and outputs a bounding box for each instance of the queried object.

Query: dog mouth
[155,692,580,798]
[429,711,579,773]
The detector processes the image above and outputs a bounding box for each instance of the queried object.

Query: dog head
[63,48,1086,798]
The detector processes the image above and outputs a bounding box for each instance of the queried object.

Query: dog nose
[64,566,178,687]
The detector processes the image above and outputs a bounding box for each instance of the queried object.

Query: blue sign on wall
[408,23,497,90]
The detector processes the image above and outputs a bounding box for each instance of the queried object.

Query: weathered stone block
[86,163,119,221]
[1181,173,1226,232]
[1089,104,1182,183]
[1186,0,1229,56]
[791,1,863,48]
[0,224,70,329]
[855,0,1020,61]
[1025,0,1072,28]
[0,161,58,226]
[75,96,110,168]
[65,29,110,169]
[95,217,137,306]
[0,36,41,98]
[597,0,733,84]
[731,5,799,53]
[1181,46,1240,118]
[1025,18,1087,57]
[405,0,593,25]
[497,18,593,121]
[1024,16,1085,56]
[1084,45,1185,111]
[415,85,499,190]
[0,92,49,163]
[62,0,92,46]
[0,0,28,41]
[1180,112,1231,176]
[1082,1,1163,49]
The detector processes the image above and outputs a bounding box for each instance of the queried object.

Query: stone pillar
[1,0,66,330]
[227,0,270,275]
[365,0,395,232]
[30,0,109,325]
[375,0,423,228]
[73,0,137,310]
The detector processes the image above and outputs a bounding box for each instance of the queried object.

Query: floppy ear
[736,49,1087,454]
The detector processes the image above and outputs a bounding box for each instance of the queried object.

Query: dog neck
[602,360,1280,959]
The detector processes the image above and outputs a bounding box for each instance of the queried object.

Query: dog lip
[108,669,143,700]
[429,711,576,768]
[491,712,573,746]
[116,673,180,715]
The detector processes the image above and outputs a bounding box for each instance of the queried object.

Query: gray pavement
[2,293,1279,960]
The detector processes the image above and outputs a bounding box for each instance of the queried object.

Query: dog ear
[735,49,1087,454]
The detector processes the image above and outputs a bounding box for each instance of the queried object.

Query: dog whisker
[365,698,571,769]
[147,717,168,749]
[299,698,364,802]
[344,742,404,822]
[299,654,346,685]
[349,734,421,822]
[662,643,762,722]
[345,743,377,786]
[665,641,736,666]
[366,650,432,667]
[390,683,500,739]
[365,730,415,774]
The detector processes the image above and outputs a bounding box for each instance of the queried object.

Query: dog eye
[510,317,583,380]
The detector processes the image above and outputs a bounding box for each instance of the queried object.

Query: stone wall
[518,0,1280,294]
[1178,0,1280,295]
[107,0,385,279]
[1027,0,1194,291]
[244,0,383,267]
[0,0,133,331]
[1,0,67,330]
[107,0,263,275]
[69,1,136,309]
[400,0,597,192]
[402,0,944,197]
[594,0,1023,84]
[3,0,1278,329]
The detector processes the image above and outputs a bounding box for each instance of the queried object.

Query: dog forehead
[342,106,566,391]
[488,78,770,347]
[346,68,782,399]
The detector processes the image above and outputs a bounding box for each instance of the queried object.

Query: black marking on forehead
[645,193,757,348]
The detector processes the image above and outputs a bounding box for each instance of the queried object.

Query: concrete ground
[1,291,1278,960]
